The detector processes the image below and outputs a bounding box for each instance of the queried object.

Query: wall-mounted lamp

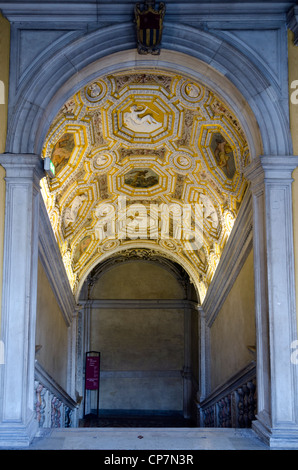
[44,157,55,178]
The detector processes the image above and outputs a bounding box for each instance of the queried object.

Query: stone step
[17,427,270,450]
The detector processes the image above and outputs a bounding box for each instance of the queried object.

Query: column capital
[197,305,205,316]
[72,304,83,319]
[244,155,298,187]
[260,155,298,179]
[0,153,44,180]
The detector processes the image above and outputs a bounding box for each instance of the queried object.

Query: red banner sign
[85,355,100,390]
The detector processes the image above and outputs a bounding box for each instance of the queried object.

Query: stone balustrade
[34,361,78,430]
[198,363,256,428]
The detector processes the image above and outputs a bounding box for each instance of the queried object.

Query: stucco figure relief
[185,83,200,98]
[124,105,162,133]
[96,155,109,166]
[177,156,189,166]
[87,82,102,98]
[199,194,218,229]
[64,194,87,226]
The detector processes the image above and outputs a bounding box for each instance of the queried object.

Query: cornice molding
[0,2,293,25]
[287,5,298,45]
[80,298,199,310]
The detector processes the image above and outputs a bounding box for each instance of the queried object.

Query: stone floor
[6,427,272,451]
[79,413,196,428]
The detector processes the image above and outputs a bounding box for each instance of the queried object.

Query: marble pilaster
[0,154,44,447]
[245,155,298,448]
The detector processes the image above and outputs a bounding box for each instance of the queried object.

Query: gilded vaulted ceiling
[40,69,250,302]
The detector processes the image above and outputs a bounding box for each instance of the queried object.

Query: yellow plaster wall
[289,30,298,331]
[210,250,256,391]
[36,260,69,390]
[0,14,10,330]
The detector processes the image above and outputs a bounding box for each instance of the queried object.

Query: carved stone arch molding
[81,248,194,302]
[5,21,291,158]
[76,242,203,304]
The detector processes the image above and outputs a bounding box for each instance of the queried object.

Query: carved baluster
[238,384,252,427]
[208,406,214,427]
[218,399,223,427]
[51,396,56,427]
[247,380,256,425]
[242,384,249,427]
[204,406,214,427]
[65,407,72,428]
[44,390,51,428]
[56,399,62,427]
[237,386,245,427]
[224,396,231,427]
[223,397,228,427]
[228,396,232,427]
[218,396,232,428]
[211,406,214,427]
[231,391,237,427]
[39,386,46,427]
[51,396,62,428]
[35,381,42,424]
[35,381,46,427]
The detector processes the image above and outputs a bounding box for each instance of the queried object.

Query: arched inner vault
[40,69,250,303]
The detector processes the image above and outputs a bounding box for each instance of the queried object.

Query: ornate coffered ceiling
[40,69,250,302]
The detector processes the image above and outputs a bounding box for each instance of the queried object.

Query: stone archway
[34,62,257,432]
[1,23,298,448]
[78,250,199,426]
[5,24,289,157]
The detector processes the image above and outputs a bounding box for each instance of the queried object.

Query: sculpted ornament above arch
[84,247,191,301]
[40,69,250,302]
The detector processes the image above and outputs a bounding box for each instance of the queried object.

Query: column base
[252,417,298,449]
[0,413,38,448]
